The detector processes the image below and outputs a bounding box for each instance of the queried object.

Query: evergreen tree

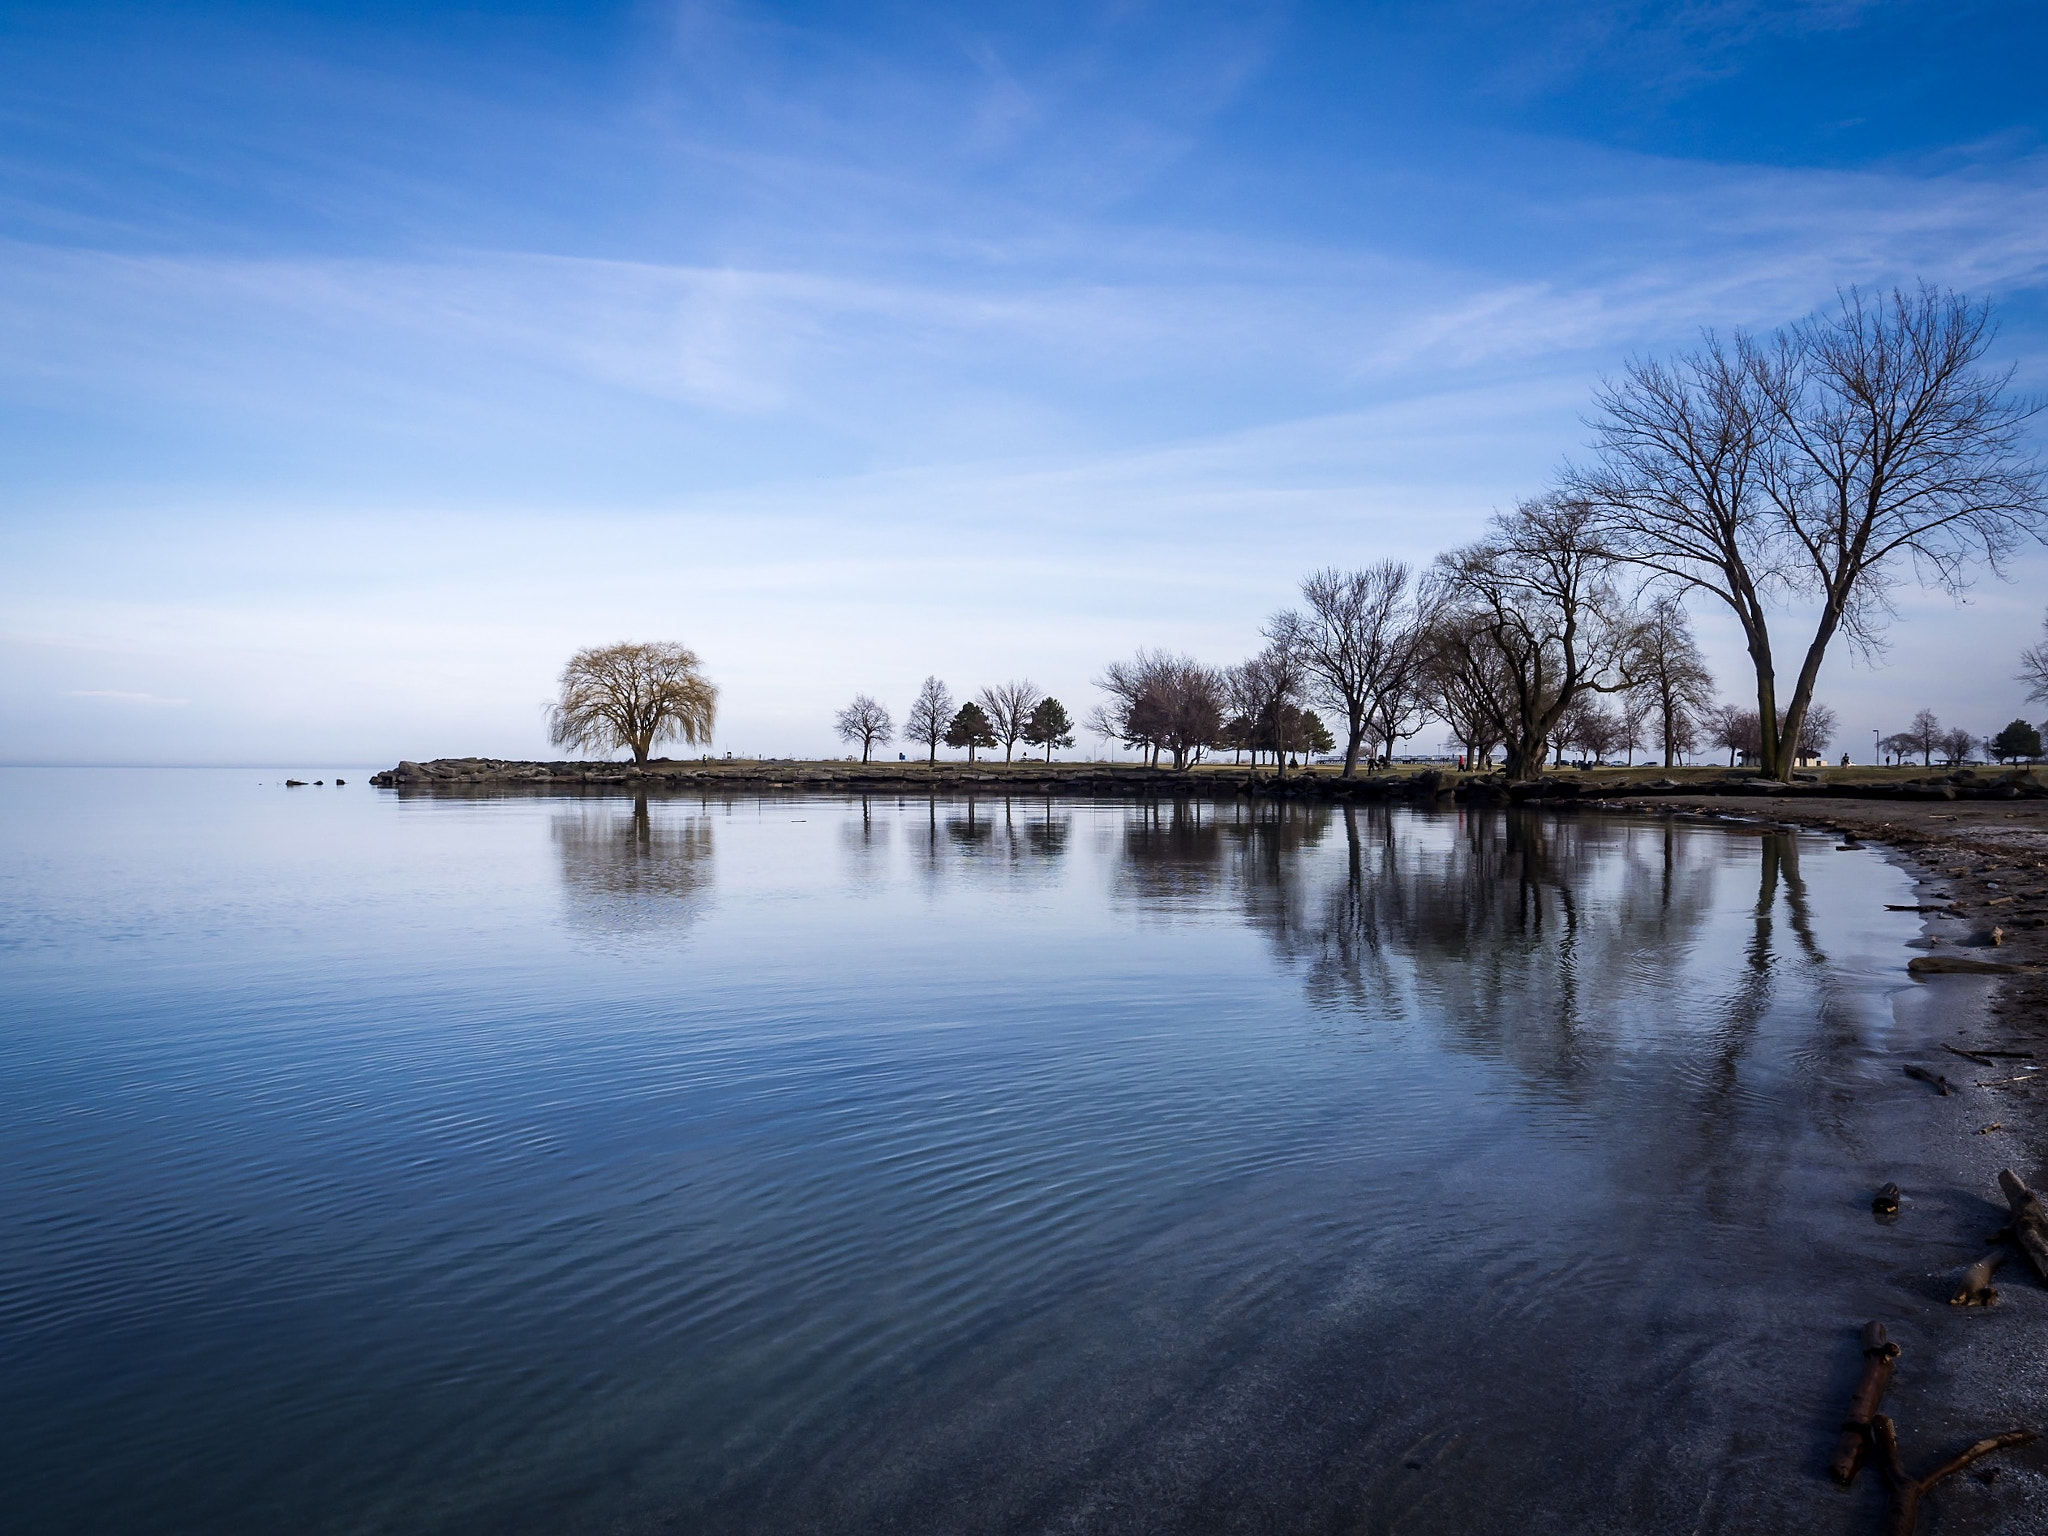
[1022,697,1075,761]
[944,701,998,762]
[1301,710,1336,756]
[1989,719,2043,763]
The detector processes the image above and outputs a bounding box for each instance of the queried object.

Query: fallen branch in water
[1830,1321,1900,1485]
[1950,1251,2007,1306]
[1997,1169,2048,1281]
[1871,1415,2034,1536]
[1976,1072,2041,1088]
[1942,1043,1999,1068]
[1903,1065,1954,1096]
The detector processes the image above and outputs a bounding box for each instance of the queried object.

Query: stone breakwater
[368,757,2048,803]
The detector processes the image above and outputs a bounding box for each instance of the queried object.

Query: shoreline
[367,755,2048,806]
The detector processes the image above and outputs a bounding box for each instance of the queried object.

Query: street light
[1873,727,1881,767]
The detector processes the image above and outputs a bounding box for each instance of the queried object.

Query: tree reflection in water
[907,796,1073,889]
[1111,803,1856,1106]
[840,796,893,888]
[551,794,715,943]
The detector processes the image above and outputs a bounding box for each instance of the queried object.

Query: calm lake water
[0,769,1994,1533]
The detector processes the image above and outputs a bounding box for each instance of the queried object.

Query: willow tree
[548,642,717,764]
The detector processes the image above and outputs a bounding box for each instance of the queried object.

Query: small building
[1738,749,1828,770]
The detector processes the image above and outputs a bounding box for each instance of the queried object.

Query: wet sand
[1594,792,2048,1533]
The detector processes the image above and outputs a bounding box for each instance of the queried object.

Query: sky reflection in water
[0,773,1935,1533]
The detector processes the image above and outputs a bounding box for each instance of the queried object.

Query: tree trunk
[1773,592,1846,780]
[1997,1168,2048,1280]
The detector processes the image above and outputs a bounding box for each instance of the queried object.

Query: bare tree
[976,680,1042,764]
[1902,708,1942,766]
[1431,495,1638,780]
[1616,687,1653,767]
[834,695,893,762]
[1577,285,2047,781]
[2022,611,2048,705]
[1558,696,1623,766]
[548,642,717,765]
[1708,704,1760,767]
[1752,286,2047,771]
[1796,702,1837,760]
[1938,725,1977,766]
[906,676,954,763]
[1230,639,1307,778]
[1083,702,1128,759]
[1277,563,1418,777]
[1420,598,1511,770]
[1570,331,1787,760]
[1630,596,1717,768]
[1096,650,1226,770]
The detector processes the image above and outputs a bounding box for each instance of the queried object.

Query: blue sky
[3,0,2046,763]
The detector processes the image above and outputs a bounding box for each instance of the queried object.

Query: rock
[1908,955,2038,976]
[285,779,306,787]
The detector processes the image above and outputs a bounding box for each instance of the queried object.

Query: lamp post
[1873,727,1881,767]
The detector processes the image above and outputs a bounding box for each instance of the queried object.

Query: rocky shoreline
[369,755,2048,805]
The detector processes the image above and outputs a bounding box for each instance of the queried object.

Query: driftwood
[1887,904,1955,913]
[1907,954,2037,976]
[1903,1065,1954,1096]
[1996,1169,2048,1281]
[1830,1322,1901,1485]
[1942,1043,1999,1068]
[1870,1414,2035,1536]
[1977,1072,2042,1089]
[1950,1251,2008,1306]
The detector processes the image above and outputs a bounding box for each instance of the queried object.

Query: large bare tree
[834,695,893,762]
[1752,286,2046,772]
[978,679,1043,763]
[905,676,954,763]
[1431,495,1637,780]
[1274,563,1421,777]
[548,642,717,765]
[1577,285,2047,779]
[2021,611,2048,705]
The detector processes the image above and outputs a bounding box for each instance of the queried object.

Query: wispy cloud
[63,690,190,706]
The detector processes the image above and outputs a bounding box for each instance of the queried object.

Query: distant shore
[368,755,2048,805]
